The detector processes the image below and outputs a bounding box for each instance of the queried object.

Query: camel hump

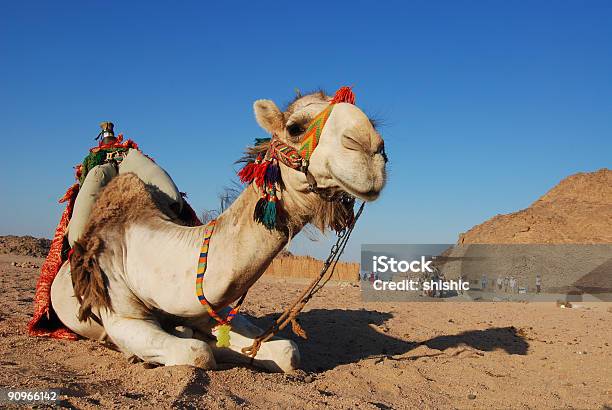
[85,172,169,234]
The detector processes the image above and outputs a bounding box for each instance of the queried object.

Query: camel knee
[277,339,301,372]
[167,338,216,369]
[259,338,301,373]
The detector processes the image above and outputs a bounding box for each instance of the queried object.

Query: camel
[49,88,387,373]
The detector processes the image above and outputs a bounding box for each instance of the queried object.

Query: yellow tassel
[215,324,231,348]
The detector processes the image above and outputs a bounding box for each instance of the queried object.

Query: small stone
[304,375,314,383]
[467,393,476,400]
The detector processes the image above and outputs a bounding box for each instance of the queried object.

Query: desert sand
[1,253,611,409]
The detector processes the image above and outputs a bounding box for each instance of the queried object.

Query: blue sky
[1,1,610,261]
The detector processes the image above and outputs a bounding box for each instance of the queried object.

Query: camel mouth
[333,175,382,202]
[325,149,386,202]
[348,187,381,202]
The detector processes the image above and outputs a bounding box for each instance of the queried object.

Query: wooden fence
[263,255,359,282]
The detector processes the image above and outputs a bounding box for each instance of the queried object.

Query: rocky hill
[459,168,612,244]
[448,169,612,294]
[0,235,51,258]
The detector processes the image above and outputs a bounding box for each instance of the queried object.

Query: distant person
[509,277,516,294]
[503,276,509,293]
[497,275,503,291]
[481,274,488,291]
[437,270,446,298]
[535,274,542,293]
[430,269,439,297]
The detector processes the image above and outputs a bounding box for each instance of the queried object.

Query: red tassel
[238,162,257,183]
[330,86,355,105]
[74,164,83,181]
[59,183,79,203]
[253,161,270,187]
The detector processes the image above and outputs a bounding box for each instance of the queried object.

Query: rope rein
[241,201,365,358]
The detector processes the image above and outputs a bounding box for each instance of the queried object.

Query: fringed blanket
[27,184,80,340]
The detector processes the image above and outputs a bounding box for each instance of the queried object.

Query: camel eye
[287,123,304,137]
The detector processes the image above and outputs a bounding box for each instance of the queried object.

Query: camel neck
[199,181,320,307]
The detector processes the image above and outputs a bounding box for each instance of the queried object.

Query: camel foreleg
[188,312,300,373]
[102,314,217,369]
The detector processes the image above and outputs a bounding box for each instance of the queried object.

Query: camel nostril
[375,143,388,163]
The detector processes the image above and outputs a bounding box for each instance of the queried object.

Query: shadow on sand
[247,309,528,372]
[420,327,529,356]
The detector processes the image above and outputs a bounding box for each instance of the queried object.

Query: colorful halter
[238,86,356,229]
[195,219,246,347]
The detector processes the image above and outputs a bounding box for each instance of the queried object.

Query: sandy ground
[1,254,611,409]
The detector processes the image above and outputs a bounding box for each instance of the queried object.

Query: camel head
[252,88,387,202]
[239,87,387,232]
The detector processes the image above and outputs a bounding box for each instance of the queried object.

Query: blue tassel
[262,199,277,229]
[265,162,280,185]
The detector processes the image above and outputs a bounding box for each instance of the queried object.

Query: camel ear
[254,100,284,134]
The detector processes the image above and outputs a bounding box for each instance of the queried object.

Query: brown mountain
[459,168,612,244]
